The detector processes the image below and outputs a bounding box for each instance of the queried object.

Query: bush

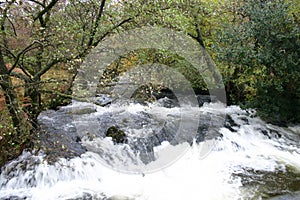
[216,0,300,124]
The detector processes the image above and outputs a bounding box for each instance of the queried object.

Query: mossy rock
[106,126,127,144]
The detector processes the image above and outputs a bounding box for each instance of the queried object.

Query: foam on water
[1,103,300,200]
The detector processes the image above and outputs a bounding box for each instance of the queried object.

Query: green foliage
[0,105,31,167]
[216,0,300,124]
[97,49,208,95]
[0,0,136,165]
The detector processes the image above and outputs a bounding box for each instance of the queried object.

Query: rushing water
[0,99,300,200]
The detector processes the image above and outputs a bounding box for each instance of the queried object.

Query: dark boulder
[130,84,179,107]
[196,95,217,106]
[105,126,127,144]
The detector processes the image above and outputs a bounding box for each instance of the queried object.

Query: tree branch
[8,41,40,76]
[10,71,31,82]
[12,78,69,89]
[189,15,205,48]
[34,58,61,79]
[87,0,106,47]
[6,16,17,36]
[39,89,109,107]
[33,0,58,22]
[0,0,16,50]
[28,0,45,8]
[93,17,132,47]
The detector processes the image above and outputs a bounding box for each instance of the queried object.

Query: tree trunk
[24,83,41,126]
[0,48,24,133]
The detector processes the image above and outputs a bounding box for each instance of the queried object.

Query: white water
[1,103,300,200]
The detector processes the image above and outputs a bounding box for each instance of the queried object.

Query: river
[0,97,300,200]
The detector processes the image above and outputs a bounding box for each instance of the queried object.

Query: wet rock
[268,191,300,200]
[239,116,249,124]
[197,95,217,106]
[258,128,282,140]
[106,195,134,200]
[195,125,207,142]
[224,115,239,132]
[130,84,179,106]
[261,129,272,139]
[156,97,179,108]
[36,97,225,165]
[152,87,177,100]
[73,192,93,200]
[106,126,127,144]
[75,136,81,142]
[93,94,112,106]
[233,167,300,199]
[267,128,282,139]
[35,128,87,163]
[36,107,88,162]
[132,93,156,105]
[4,196,27,200]
[67,107,97,115]
[130,85,156,105]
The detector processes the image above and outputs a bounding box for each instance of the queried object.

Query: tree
[0,0,133,165]
[117,0,227,98]
[216,0,300,124]
[0,0,134,123]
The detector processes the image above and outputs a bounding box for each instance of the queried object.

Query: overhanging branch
[28,0,45,8]
[93,17,132,47]
[33,0,58,23]
[39,89,110,107]
[87,0,106,47]
[34,58,61,79]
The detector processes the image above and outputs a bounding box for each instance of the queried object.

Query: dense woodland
[0,0,299,166]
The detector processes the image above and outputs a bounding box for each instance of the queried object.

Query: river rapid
[0,98,300,200]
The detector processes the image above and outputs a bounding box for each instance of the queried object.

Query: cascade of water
[1,101,300,200]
